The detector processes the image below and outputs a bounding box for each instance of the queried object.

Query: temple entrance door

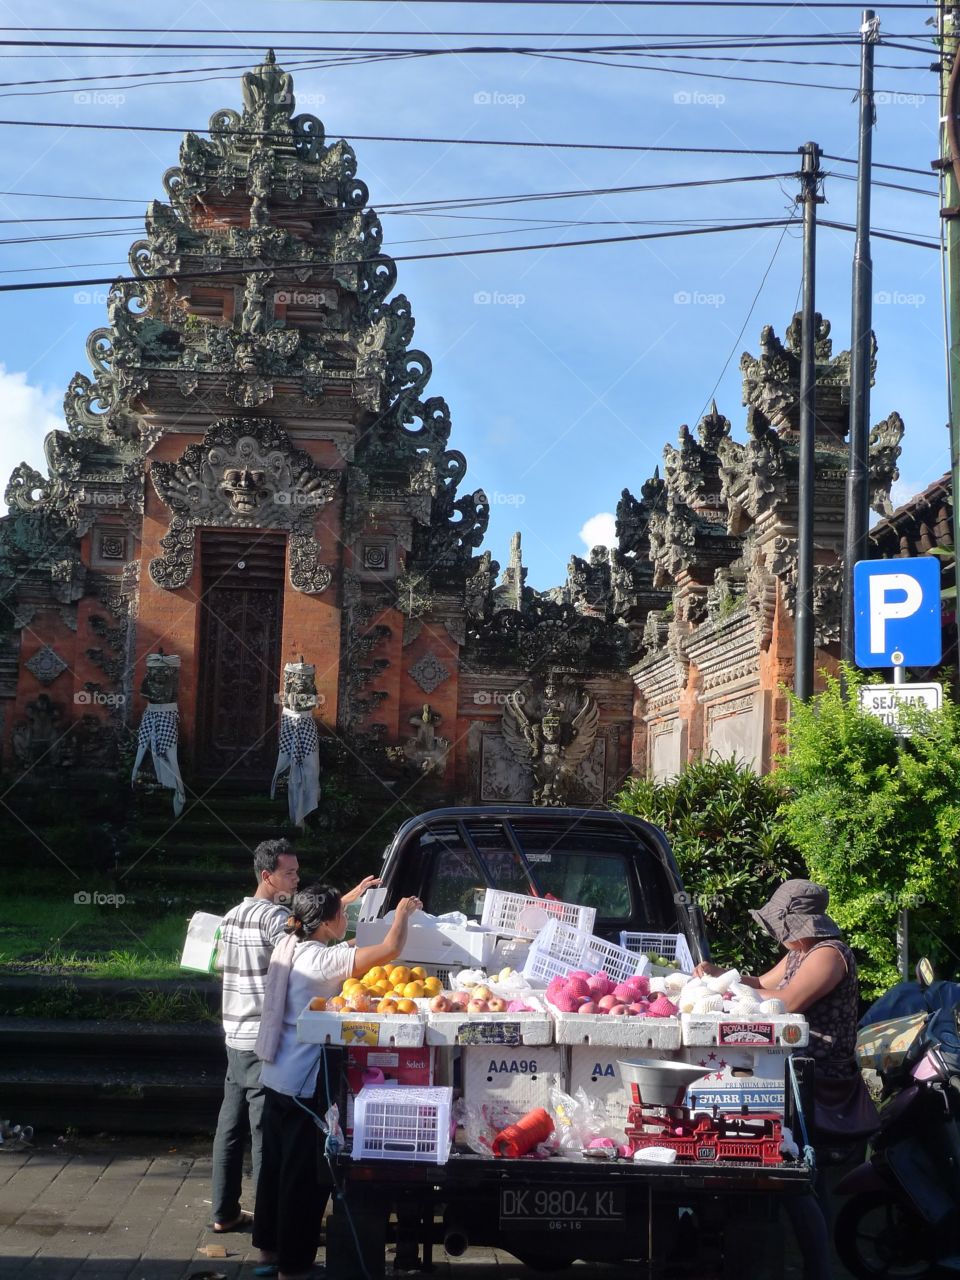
[195,530,286,781]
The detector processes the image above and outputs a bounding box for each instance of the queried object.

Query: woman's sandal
[209,1210,253,1233]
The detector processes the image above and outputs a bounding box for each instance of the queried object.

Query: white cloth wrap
[132,703,185,816]
[271,707,320,825]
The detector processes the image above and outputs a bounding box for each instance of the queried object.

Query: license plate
[500,1185,626,1231]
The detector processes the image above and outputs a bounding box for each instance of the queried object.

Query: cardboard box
[461,1043,564,1112]
[345,1046,434,1134]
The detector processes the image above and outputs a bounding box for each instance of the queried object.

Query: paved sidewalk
[0,1135,824,1279]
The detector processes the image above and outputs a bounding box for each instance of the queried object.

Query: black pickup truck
[326,807,815,1280]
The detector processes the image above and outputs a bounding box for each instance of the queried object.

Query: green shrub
[614,757,806,975]
[777,666,960,997]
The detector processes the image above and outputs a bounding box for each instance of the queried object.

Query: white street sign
[858,683,942,734]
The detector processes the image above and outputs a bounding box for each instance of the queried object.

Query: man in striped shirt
[211,838,299,1233]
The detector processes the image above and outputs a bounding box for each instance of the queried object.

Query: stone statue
[272,659,320,825]
[240,275,267,335]
[280,657,319,711]
[241,49,294,118]
[501,675,600,806]
[140,649,180,704]
[402,704,450,777]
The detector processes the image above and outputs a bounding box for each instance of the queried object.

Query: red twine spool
[492,1107,555,1158]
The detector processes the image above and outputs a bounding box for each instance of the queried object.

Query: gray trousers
[211,1046,266,1224]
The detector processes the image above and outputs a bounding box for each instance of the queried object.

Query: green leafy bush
[614,758,806,975]
[777,666,960,997]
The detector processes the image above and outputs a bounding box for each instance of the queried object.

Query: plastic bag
[455,1097,557,1159]
[549,1085,623,1151]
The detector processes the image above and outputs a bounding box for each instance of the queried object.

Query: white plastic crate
[352,1085,453,1164]
[481,889,596,940]
[522,918,649,988]
[462,1044,564,1111]
[619,931,695,975]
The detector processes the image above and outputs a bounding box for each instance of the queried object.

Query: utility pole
[938,4,960,667]
[840,9,880,669]
[795,142,824,702]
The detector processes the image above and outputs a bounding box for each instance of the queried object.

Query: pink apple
[577,1001,598,1015]
[487,997,507,1013]
[467,998,489,1013]
[597,995,618,1012]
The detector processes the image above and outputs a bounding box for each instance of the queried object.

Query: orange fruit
[377,998,398,1014]
[328,995,347,1010]
[348,993,373,1013]
[388,966,410,986]
[410,966,427,979]
[396,999,418,1014]
[365,966,386,982]
[308,996,326,1011]
[423,977,442,996]
[403,981,425,999]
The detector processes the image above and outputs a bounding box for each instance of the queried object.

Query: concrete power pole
[939,5,960,665]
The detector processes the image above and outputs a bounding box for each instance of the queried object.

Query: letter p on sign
[853,557,942,668]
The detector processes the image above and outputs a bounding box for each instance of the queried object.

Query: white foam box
[354,914,498,968]
[567,1045,676,1122]
[425,1010,553,1047]
[297,1008,425,1048]
[551,1009,682,1049]
[678,1044,794,1113]
[462,1044,565,1111]
[681,1014,809,1050]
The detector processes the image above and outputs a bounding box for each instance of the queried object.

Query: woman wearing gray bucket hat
[695,880,876,1280]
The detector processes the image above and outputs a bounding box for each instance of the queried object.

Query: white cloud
[579,512,617,551]
[0,366,64,513]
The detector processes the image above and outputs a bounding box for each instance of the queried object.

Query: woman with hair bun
[251,881,422,1280]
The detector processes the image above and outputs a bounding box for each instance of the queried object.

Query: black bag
[812,1067,879,1141]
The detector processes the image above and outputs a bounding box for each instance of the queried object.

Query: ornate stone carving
[140,651,181,704]
[868,411,904,517]
[11,694,66,769]
[401,704,451,777]
[501,673,601,806]
[148,417,338,592]
[409,651,451,695]
[25,646,68,685]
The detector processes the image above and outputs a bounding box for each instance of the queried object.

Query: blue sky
[0,0,948,588]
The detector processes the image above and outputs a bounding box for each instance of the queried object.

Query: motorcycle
[833,960,960,1279]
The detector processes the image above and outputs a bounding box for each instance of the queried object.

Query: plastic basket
[522,918,649,988]
[352,1085,453,1164]
[481,889,596,940]
[619,931,694,974]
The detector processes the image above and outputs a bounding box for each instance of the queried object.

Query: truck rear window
[524,850,632,918]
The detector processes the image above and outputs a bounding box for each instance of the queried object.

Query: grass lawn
[0,878,194,979]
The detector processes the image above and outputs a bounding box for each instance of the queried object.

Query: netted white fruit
[692,994,724,1014]
[758,998,786,1016]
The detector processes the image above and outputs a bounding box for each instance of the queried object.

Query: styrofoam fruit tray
[550,1008,682,1048]
[681,1012,808,1049]
[424,995,552,1046]
[298,1007,425,1048]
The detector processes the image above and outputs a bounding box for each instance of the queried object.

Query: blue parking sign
[853,557,942,668]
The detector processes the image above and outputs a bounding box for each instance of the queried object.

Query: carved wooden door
[196,533,285,779]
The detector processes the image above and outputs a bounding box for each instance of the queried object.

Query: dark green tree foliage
[615,758,806,976]
[778,667,960,997]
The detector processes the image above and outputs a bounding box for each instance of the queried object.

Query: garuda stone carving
[148,417,339,593]
[501,675,601,806]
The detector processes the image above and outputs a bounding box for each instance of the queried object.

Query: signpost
[853,557,942,978]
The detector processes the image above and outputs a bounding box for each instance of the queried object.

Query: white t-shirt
[260,939,354,1099]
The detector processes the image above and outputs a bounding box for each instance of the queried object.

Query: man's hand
[396,896,423,919]
[342,875,383,906]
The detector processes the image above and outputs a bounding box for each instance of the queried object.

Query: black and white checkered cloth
[137,707,180,758]
[277,709,318,766]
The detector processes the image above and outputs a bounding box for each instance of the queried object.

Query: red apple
[467,998,489,1013]
[608,1004,629,1016]
[578,1001,598,1015]
[471,985,493,1003]
[487,997,507,1013]
[597,995,618,1012]
[429,994,451,1013]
